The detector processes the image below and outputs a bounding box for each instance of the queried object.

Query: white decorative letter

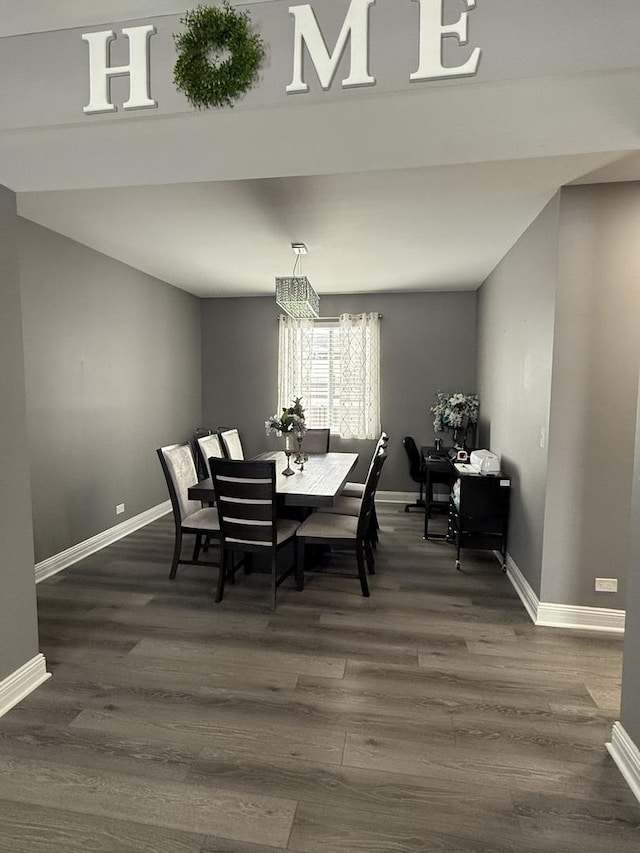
[82,25,157,114]
[411,0,481,82]
[287,0,375,94]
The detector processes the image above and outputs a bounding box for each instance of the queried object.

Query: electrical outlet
[116,503,125,515]
[595,577,618,593]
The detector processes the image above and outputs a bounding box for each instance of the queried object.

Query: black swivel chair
[403,436,426,513]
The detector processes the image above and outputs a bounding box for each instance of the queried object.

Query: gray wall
[201,291,477,491]
[18,219,202,563]
[478,184,640,609]
[6,0,640,132]
[477,196,560,596]
[0,186,40,680]
[621,368,640,744]
[541,184,640,607]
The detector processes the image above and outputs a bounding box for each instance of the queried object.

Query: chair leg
[170,529,182,579]
[215,549,227,603]
[370,511,379,548]
[271,554,278,612]
[193,533,203,562]
[355,542,370,597]
[296,538,305,591]
[364,538,375,575]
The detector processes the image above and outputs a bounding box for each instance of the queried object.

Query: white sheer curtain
[277,315,315,413]
[278,312,381,440]
[338,312,381,440]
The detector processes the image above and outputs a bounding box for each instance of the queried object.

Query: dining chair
[295,447,387,597]
[196,432,224,478]
[192,427,213,479]
[218,428,245,460]
[301,428,331,453]
[209,458,300,609]
[316,442,388,547]
[340,431,388,498]
[156,444,220,579]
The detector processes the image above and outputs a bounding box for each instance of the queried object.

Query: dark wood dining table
[188,451,359,507]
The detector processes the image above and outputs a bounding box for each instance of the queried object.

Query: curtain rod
[278,313,383,321]
[320,314,383,320]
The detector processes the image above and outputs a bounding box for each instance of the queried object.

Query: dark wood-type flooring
[1,505,637,852]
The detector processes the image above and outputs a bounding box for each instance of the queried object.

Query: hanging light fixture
[275,243,320,319]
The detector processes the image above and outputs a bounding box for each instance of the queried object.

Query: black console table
[421,447,511,570]
[449,466,511,571]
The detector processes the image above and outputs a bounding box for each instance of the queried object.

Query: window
[278,313,381,440]
[302,322,341,431]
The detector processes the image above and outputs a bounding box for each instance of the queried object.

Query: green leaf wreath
[173,3,265,109]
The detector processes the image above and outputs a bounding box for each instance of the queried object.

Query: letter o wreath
[173,3,265,109]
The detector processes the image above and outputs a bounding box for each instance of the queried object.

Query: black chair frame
[403,436,426,513]
[296,448,387,598]
[210,458,298,610]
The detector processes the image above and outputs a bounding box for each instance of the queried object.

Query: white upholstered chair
[196,433,225,478]
[219,428,245,460]
[156,443,220,579]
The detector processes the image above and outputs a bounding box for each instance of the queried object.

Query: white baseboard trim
[504,553,540,625]
[35,500,172,584]
[607,722,640,804]
[505,552,625,634]
[536,601,625,633]
[0,654,51,720]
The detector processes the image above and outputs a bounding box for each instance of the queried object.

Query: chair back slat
[212,475,272,501]
[216,497,273,523]
[157,444,200,523]
[210,459,277,550]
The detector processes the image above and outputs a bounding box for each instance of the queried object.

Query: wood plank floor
[1,505,637,852]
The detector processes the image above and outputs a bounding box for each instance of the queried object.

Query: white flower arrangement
[431,391,479,434]
[265,396,307,436]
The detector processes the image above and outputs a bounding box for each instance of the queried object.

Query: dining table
[188,450,359,508]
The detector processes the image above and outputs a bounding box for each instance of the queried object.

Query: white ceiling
[17,152,629,297]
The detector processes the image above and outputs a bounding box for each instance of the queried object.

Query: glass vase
[282,433,295,477]
[294,433,307,470]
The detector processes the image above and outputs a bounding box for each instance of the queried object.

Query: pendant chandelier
[275,243,320,319]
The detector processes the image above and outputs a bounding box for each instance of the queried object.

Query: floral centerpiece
[265,396,307,437]
[430,391,479,448]
[265,397,307,475]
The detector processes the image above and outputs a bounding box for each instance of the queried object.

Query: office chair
[403,436,426,512]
